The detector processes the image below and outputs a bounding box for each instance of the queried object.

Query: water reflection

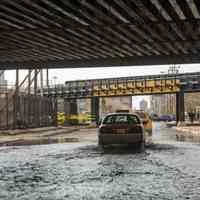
[154,121,200,143]
[0,122,200,199]
[176,134,200,143]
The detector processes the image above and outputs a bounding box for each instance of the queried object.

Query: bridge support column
[13,69,19,129]
[64,98,78,125]
[64,99,78,115]
[176,91,185,125]
[91,97,99,125]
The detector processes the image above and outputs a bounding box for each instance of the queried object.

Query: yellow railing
[92,79,180,97]
[57,113,96,125]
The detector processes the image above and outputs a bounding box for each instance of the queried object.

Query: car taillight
[128,126,142,133]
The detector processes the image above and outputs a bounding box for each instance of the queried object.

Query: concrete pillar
[34,69,38,95]
[64,98,78,115]
[13,69,19,129]
[70,99,78,115]
[28,69,31,95]
[176,91,185,124]
[91,97,99,125]
[53,97,58,126]
[46,68,49,94]
[40,69,43,96]
[64,98,78,125]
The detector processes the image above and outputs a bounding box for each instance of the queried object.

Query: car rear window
[103,114,140,124]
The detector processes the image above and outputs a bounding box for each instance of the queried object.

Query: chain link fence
[0,93,57,130]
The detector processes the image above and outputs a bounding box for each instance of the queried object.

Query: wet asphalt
[0,122,200,200]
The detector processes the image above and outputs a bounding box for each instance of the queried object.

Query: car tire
[138,141,145,152]
[98,137,104,148]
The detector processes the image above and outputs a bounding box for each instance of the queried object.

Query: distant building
[150,95,163,115]
[150,93,200,116]
[100,96,132,117]
[150,94,176,115]
[60,97,132,117]
[139,99,148,112]
[185,93,200,113]
[77,98,91,114]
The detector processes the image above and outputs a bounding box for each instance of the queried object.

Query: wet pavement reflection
[0,122,200,200]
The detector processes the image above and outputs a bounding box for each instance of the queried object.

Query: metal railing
[0,91,57,130]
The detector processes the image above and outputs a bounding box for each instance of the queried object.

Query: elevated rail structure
[0,69,56,130]
[42,72,200,98]
[42,72,200,124]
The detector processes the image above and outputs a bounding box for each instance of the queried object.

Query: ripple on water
[0,141,200,199]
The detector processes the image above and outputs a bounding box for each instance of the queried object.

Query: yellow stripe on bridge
[92,79,180,96]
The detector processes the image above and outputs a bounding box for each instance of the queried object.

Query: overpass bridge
[1,0,200,69]
[1,1,200,129]
[42,72,200,124]
[42,72,200,98]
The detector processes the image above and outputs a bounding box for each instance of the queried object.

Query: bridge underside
[1,0,200,69]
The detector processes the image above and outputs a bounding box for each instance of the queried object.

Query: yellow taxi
[134,111,152,136]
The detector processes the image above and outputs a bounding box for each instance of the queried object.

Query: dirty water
[0,122,200,200]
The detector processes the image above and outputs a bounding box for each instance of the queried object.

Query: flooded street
[1,122,200,200]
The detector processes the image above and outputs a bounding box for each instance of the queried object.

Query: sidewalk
[175,125,200,138]
[0,126,80,147]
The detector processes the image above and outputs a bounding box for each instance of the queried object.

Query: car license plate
[116,129,126,134]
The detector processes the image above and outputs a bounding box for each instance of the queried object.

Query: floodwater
[0,122,200,200]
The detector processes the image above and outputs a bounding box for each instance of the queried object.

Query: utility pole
[46,68,49,95]
[40,69,43,96]
[13,69,19,129]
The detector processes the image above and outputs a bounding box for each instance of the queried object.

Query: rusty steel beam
[46,68,49,88]
[1,18,200,36]
[0,0,200,69]
[34,69,38,95]
[24,69,41,93]
[0,54,200,70]
[28,69,31,95]
[40,69,43,96]
[13,69,19,129]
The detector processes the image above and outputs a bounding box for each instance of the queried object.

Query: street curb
[175,126,200,138]
[0,128,80,147]
[0,137,79,147]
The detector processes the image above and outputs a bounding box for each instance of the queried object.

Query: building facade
[100,96,132,117]
[139,99,148,112]
[150,94,176,115]
[185,93,200,113]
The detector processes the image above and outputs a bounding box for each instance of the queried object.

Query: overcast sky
[5,63,200,85]
[4,64,200,109]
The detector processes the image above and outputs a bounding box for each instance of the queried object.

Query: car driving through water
[98,113,145,150]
